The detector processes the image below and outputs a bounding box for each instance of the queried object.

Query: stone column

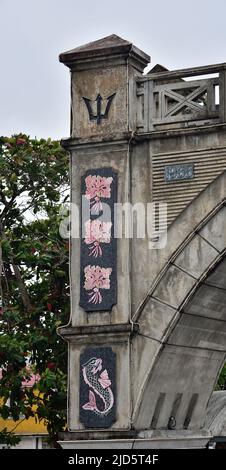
[58,35,150,444]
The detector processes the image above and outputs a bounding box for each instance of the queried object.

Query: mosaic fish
[82,357,114,416]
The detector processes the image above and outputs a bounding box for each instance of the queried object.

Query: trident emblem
[82,93,116,125]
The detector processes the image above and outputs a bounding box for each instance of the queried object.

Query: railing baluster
[137,67,222,131]
[148,79,154,131]
[219,69,226,123]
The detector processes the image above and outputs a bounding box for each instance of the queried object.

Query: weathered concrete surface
[205,256,226,289]
[132,195,226,431]
[200,205,226,252]
[70,142,131,327]
[71,66,128,139]
[58,34,226,447]
[153,265,196,308]
[131,167,226,316]
[205,391,226,436]
[58,432,211,449]
[131,171,226,317]
[174,235,218,279]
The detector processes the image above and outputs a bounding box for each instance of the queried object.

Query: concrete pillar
[58,35,150,443]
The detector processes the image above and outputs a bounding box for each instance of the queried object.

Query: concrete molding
[58,431,211,449]
[59,34,150,72]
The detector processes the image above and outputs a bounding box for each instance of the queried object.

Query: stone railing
[136,63,226,132]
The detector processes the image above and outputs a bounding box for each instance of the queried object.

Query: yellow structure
[0,414,48,449]
[0,371,48,448]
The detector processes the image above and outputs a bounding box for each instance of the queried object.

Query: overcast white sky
[1,0,226,139]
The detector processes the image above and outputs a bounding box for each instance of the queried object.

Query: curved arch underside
[132,176,226,432]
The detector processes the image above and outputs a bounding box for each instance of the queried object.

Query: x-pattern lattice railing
[163,84,212,117]
[136,62,226,132]
[155,78,218,121]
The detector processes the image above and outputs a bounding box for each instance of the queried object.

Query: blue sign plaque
[165,163,194,182]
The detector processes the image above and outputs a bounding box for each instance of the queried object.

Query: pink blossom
[84,220,112,258]
[85,175,113,200]
[84,265,112,304]
[84,265,112,291]
[84,220,112,245]
[16,138,26,145]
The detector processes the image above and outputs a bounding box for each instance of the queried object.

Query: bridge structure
[58,35,226,448]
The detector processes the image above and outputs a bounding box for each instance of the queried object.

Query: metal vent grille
[152,148,226,225]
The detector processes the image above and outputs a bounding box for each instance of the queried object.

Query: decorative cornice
[60,132,134,150]
[59,34,150,72]
[57,322,139,341]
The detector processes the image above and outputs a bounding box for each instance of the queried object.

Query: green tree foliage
[216,362,226,391]
[0,135,69,447]
[2,134,225,448]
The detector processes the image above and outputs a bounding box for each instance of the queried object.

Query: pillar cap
[59,34,150,72]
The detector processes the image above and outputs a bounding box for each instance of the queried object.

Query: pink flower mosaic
[84,220,112,257]
[84,265,112,304]
[80,169,116,311]
[85,174,113,213]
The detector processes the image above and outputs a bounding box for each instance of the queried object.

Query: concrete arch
[205,391,226,436]
[132,171,226,432]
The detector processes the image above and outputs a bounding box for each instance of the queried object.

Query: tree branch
[0,221,33,313]
[10,261,33,313]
